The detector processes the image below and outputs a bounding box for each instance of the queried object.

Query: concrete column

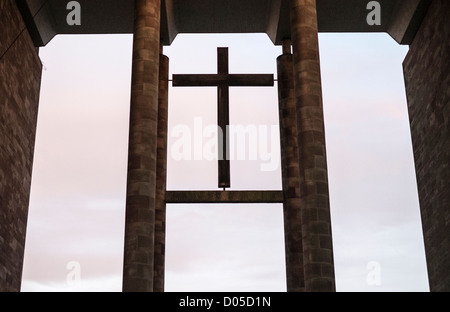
[403,0,449,292]
[154,49,169,292]
[0,0,42,292]
[289,0,335,291]
[277,40,305,292]
[123,0,161,292]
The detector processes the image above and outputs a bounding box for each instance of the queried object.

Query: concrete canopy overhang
[16,0,431,47]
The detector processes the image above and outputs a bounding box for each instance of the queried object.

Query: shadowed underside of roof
[16,0,431,47]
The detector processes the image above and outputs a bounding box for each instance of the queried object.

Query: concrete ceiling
[17,0,431,47]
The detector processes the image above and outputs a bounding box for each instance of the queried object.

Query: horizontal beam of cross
[165,191,284,204]
[172,74,274,87]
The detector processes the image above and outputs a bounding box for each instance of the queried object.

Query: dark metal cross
[172,47,274,189]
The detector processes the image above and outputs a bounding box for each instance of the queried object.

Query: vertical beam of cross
[217,48,230,189]
[173,47,274,189]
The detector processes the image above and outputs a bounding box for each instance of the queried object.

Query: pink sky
[21,33,429,292]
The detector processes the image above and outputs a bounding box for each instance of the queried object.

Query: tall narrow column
[277,40,305,292]
[289,0,335,291]
[123,0,161,292]
[154,48,169,292]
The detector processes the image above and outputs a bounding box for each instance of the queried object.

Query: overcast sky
[21,32,429,292]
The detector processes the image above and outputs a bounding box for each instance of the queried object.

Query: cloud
[22,33,428,292]
[165,204,286,292]
[333,221,429,292]
[21,275,122,292]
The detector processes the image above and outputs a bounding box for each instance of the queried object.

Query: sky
[20,31,430,292]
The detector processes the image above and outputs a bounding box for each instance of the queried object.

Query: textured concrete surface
[0,0,42,292]
[154,53,169,292]
[122,0,161,292]
[290,0,335,292]
[277,50,305,292]
[403,0,450,292]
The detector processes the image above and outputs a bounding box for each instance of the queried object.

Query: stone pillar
[289,0,335,291]
[123,0,161,292]
[277,40,305,292]
[154,48,169,292]
[403,0,449,292]
[0,0,42,292]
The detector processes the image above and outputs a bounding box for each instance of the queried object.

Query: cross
[172,47,274,189]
